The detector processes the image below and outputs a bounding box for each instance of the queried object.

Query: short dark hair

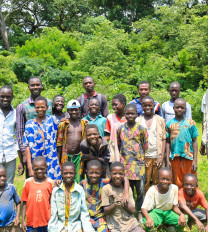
[174,98,186,106]
[169,81,181,89]
[0,164,6,172]
[0,85,13,95]
[110,162,124,172]
[137,80,150,89]
[32,156,47,167]
[62,161,76,172]
[183,173,198,183]
[83,76,95,83]
[86,124,99,134]
[28,76,42,85]
[88,98,100,106]
[35,96,48,106]
[125,103,137,112]
[53,94,65,101]
[112,94,126,105]
[142,96,154,103]
[158,167,172,177]
[87,160,102,170]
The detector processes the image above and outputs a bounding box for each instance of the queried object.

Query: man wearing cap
[57,100,88,182]
[77,76,109,118]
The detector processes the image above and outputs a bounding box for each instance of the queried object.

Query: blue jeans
[3,158,16,184]
[27,226,48,232]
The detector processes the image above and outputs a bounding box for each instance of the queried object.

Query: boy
[21,157,53,232]
[101,162,144,232]
[48,161,95,232]
[179,174,208,231]
[166,98,198,189]
[142,167,187,231]
[117,104,148,222]
[0,165,21,232]
[162,81,192,122]
[80,124,110,177]
[136,96,166,193]
[129,80,162,116]
[57,99,88,182]
[84,98,107,137]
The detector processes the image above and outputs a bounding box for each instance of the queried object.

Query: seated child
[179,174,208,231]
[0,165,22,232]
[81,124,110,178]
[142,167,187,231]
[48,161,95,232]
[21,157,53,232]
[83,98,107,137]
[80,160,129,232]
[102,162,144,232]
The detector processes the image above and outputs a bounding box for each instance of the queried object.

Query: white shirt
[0,106,17,163]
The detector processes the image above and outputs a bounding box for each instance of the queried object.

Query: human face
[89,99,100,115]
[53,96,65,112]
[169,85,180,101]
[62,166,76,185]
[35,100,48,118]
[142,99,154,116]
[67,108,80,119]
[174,100,186,117]
[87,166,101,184]
[112,99,125,115]
[0,169,7,187]
[158,170,172,191]
[32,161,47,180]
[183,176,197,197]
[125,108,137,123]
[86,128,99,146]
[110,166,124,187]
[0,88,13,109]
[28,78,43,98]
[138,84,151,99]
[83,77,95,93]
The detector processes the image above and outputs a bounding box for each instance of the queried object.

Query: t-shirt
[178,188,208,210]
[21,177,53,228]
[142,184,178,211]
[0,183,21,227]
[101,184,138,232]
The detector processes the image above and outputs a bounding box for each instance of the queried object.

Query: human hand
[28,168,34,177]
[146,217,154,228]
[22,151,27,165]
[166,160,172,169]
[14,215,20,226]
[122,191,129,205]
[17,162,24,176]
[53,180,62,188]
[156,157,163,168]
[196,219,205,231]
[178,214,186,227]
[205,224,208,232]
[22,221,27,232]
[200,145,206,156]
[114,197,122,207]
[192,160,197,172]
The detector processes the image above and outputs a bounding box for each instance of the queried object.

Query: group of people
[0,75,208,232]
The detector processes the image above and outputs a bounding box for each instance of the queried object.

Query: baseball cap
[67,99,81,109]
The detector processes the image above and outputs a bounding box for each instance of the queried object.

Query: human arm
[122,177,129,204]
[101,95,109,118]
[172,205,186,226]
[17,150,24,175]
[141,208,154,227]
[14,202,21,226]
[122,187,135,214]
[22,201,27,232]
[185,103,192,119]
[157,139,166,168]
[26,146,33,177]
[57,146,63,165]
[48,189,59,232]
[166,138,171,169]
[192,137,198,172]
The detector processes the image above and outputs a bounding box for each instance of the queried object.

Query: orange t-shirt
[178,188,208,210]
[21,177,53,227]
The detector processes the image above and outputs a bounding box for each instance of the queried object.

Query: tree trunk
[0,10,10,51]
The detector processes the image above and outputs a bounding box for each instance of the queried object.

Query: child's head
[61,161,76,185]
[142,96,154,116]
[34,96,48,118]
[125,104,137,123]
[88,98,100,116]
[86,160,102,184]
[53,95,65,113]
[173,98,186,117]
[86,124,100,146]
[158,167,172,191]
[169,82,180,101]
[112,94,126,115]
[67,99,81,119]
[183,173,198,197]
[137,81,151,98]
[110,162,125,187]
[32,156,47,180]
[0,165,7,187]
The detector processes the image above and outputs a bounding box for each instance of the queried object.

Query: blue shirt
[83,114,107,137]
[0,183,20,227]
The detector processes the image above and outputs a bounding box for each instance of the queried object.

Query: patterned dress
[23,115,61,180]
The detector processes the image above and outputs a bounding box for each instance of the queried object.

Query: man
[0,85,18,183]
[77,76,109,118]
[129,80,162,116]
[16,76,53,177]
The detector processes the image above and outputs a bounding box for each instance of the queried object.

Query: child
[136,96,166,193]
[166,98,198,189]
[52,95,68,123]
[142,167,187,231]
[21,157,53,232]
[48,161,95,232]
[104,94,127,162]
[179,174,208,231]
[101,162,144,232]
[23,96,61,180]
[117,103,148,223]
[57,99,88,182]
[0,165,21,232]
[81,124,110,178]
[162,81,192,122]
[83,98,107,137]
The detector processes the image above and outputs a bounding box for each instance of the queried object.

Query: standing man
[16,76,53,177]
[77,76,109,118]
[129,80,162,116]
[0,85,17,184]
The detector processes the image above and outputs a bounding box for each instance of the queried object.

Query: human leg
[4,158,16,184]
[145,158,153,193]
[151,159,158,185]
[135,179,145,212]
[191,208,207,222]
[143,209,165,231]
